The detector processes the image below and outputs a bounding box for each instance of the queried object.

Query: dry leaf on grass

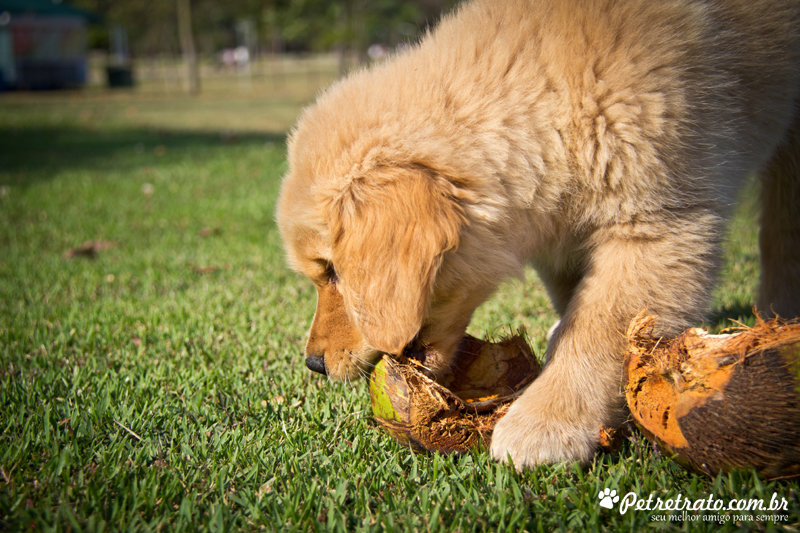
[189,264,218,274]
[198,227,222,238]
[62,240,115,259]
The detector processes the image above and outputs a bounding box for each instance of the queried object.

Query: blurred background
[0,0,458,133]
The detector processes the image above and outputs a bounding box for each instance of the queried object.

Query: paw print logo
[598,488,620,509]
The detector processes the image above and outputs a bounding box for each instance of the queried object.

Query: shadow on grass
[0,125,287,187]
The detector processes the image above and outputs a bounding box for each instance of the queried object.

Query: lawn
[0,76,797,532]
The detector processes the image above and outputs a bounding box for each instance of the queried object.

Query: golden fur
[277,0,800,467]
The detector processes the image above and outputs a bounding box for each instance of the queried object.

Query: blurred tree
[265,0,457,52]
[176,0,200,93]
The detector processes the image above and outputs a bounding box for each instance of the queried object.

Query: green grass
[1,82,798,532]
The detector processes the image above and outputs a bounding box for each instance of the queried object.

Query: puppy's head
[277,148,474,380]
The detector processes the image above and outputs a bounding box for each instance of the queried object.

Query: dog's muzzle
[305,355,327,375]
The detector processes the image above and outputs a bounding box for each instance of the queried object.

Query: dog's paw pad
[597,488,619,509]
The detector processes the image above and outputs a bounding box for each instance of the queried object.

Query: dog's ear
[325,166,465,354]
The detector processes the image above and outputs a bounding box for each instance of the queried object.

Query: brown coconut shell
[624,312,800,478]
[370,334,541,453]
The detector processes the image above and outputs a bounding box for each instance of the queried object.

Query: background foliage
[72,0,460,56]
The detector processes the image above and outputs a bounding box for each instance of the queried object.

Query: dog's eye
[326,263,339,286]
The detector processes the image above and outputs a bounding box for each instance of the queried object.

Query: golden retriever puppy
[277,0,800,467]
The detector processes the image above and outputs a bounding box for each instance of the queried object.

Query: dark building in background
[0,0,99,90]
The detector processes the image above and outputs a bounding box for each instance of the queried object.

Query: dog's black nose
[305,355,327,375]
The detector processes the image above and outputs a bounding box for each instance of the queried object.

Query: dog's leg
[758,111,800,319]
[491,214,721,466]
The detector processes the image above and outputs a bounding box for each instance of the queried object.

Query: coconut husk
[624,312,800,478]
[371,334,627,454]
[370,334,541,453]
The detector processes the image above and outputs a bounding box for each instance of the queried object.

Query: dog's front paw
[490,393,599,469]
